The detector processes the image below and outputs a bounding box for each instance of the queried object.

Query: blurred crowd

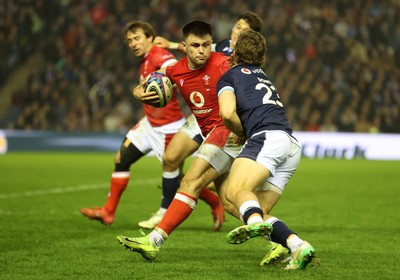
[1,0,399,133]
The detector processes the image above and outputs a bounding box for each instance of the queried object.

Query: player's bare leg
[80,139,143,225]
[140,128,225,231]
[117,156,221,261]
[138,130,199,229]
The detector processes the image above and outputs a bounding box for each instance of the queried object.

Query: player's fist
[154,36,170,49]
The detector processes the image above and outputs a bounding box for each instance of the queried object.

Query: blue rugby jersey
[214,39,234,56]
[217,65,293,137]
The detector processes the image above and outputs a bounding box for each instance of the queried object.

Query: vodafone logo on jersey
[241,68,251,74]
[190,91,205,108]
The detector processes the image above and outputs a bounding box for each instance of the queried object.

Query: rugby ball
[144,72,173,108]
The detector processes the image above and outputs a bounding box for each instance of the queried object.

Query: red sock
[104,172,130,214]
[157,192,197,235]
[199,188,220,208]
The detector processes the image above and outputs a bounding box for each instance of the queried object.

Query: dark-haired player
[116,20,273,262]
[80,21,222,230]
[155,12,288,265]
[155,11,263,56]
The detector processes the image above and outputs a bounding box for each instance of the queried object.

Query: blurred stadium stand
[0,0,399,133]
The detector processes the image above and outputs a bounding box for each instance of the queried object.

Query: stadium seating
[1,0,399,133]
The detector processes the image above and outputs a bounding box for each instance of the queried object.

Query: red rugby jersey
[165,52,230,136]
[139,45,184,126]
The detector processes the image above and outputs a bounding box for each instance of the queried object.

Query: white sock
[263,217,279,240]
[239,200,264,224]
[157,208,167,215]
[247,215,264,224]
[149,230,165,248]
[239,200,260,217]
[265,216,279,225]
[287,235,304,252]
[162,169,180,178]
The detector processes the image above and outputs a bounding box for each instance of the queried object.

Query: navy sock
[243,207,263,224]
[161,175,180,209]
[270,220,296,248]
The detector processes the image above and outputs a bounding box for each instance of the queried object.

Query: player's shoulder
[208,52,229,67]
[216,39,230,49]
[223,64,242,75]
[165,56,187,76]
[210,51,228,60]
[232,65,262,76]
[215,39,233,56]
[219,65,252,84]
[170,56,187,70]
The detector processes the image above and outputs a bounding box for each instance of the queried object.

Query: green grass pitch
[0,152,399,279]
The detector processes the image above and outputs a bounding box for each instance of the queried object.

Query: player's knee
[162,152,180,171]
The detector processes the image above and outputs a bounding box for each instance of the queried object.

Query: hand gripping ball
[144,72,173,108]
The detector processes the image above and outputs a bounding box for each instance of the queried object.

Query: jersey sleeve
[160,57,177,69]
[217,71,234,97]
[215,39,229,53]
[151,46,177,69]
[164,63,174,78]
[210,53,230,77]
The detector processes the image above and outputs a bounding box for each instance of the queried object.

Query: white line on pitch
[0,178,159,199]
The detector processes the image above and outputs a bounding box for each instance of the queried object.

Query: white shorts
[196,126,242,174]
[180,114,203,144]
[238,130,301,193]
[126,117,185,161]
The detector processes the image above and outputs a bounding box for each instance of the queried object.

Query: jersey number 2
[256,83,283,107]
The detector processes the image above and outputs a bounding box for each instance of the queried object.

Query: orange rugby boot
[79,207,114,225]
[211,201,225,231]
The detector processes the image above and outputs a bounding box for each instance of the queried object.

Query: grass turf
[0,152,399,279]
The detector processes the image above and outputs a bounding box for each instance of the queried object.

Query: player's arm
[218,88,246,143]
[154,36,186,53]
[131,60,176,105]
[155,36,218,54]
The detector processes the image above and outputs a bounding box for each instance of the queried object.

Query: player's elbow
[219,106,235,123]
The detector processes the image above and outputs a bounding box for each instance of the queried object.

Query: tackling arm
[218,89,246,143]
[154,36,186,53]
